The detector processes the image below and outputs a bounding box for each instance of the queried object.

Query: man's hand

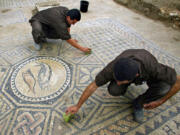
[143,100,163,110]
[144,75,180,110]
[66,105,79,114]
[65,81,98,115]
[72,39,78,43]
[81,47,91,53]
[66,38,91,53]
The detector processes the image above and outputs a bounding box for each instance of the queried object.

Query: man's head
[113,58,139,85]
[66,9,81,25]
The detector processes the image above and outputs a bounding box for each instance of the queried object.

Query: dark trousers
[108,81,171,109]
[30,20,60,44]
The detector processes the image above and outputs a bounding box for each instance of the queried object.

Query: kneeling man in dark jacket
[66,49,180,123]
[29,6,91,53]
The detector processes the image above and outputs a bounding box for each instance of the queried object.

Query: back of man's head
[67,9,81,21]
[113,58,139,81]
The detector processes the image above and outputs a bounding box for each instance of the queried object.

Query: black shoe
[133,100,144,123]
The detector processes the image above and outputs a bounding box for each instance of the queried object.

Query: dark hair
[113,58,139,81]
[67,9,81,21]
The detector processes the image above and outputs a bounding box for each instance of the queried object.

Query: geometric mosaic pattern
[0,9,27,26]
[0,17,180,135]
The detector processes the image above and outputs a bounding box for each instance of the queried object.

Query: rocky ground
[114,0,180,30]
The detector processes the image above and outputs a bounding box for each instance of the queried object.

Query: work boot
[34,43,42,51]
[133,100,144,123]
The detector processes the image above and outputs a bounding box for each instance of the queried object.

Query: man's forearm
[67,38,83,51]
[161,75,180,103]
[144,75,180,109]
[77,81,98,108]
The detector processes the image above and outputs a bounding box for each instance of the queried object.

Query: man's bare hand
[81,47,91,53]
[66,105,79,114]
[144,76,180,110]
[143,100,163,110]
[72,39,78,43]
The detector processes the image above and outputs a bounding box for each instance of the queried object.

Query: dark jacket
[95,49,177,87]
[29,6,71,40]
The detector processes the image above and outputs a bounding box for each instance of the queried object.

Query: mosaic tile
[0,0,71,8]
[8,108,50,135]
[0,9,27,26]
[1,46,33,64]
[0,18,180,135]
[0,111,15,135]
[0,94,14,120]
[0,66,10,88]
[0,0,53,8]
[2,56,72,105]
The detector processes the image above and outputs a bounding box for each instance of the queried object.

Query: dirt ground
[114,0,180,30]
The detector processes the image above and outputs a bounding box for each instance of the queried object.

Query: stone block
[114,0,129,5]
[35,1,60,12]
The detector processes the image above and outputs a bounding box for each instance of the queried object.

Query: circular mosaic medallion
[11,56,71,102]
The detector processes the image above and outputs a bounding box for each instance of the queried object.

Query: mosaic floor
[0,3,180,135]
[0,0,62,8]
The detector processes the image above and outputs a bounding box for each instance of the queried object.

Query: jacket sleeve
[95,60,115,87]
